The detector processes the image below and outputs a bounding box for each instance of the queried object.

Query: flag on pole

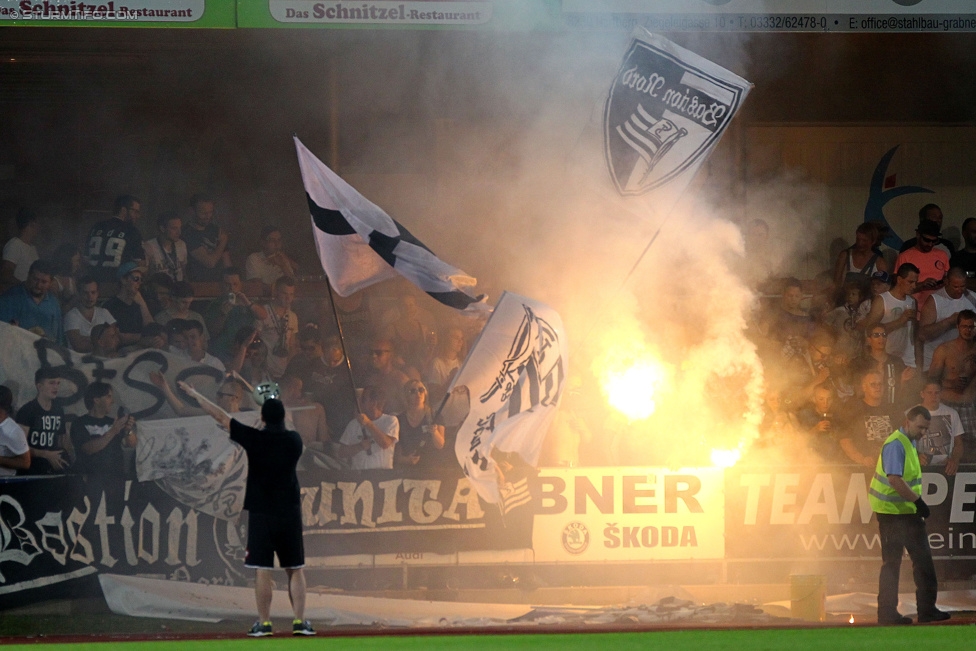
[569,29,751,224]
[448,291,566,504]
[294,136,487,311]
[603,28,752,201]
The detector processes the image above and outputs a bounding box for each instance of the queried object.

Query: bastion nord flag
[571,29,751,222]
[604,29,751,200]
[448,291,566,504]
[295,137,486,310]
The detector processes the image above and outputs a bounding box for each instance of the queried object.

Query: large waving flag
[448,291,566,504]
[295,137,486,311]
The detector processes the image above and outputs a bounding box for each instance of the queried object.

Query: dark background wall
[0,28,974,271]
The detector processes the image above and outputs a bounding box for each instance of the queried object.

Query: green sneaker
[247,620,273,637]
[292,619,316,636]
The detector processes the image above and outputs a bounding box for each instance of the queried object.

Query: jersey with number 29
[86,217,145,280]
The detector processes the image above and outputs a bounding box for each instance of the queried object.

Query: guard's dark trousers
[877,513,938,620]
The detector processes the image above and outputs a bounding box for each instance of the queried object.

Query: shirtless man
[918,267,976,373]
[928,309,976,440]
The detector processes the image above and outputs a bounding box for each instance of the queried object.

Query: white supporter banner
[450,291,566,504]
[533,467,725,562]
[0,322,223,419]
[137,414,249,521]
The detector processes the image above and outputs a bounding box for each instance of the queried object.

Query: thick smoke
[359,30,826,468]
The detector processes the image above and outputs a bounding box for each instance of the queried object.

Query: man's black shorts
[245,511,305,569]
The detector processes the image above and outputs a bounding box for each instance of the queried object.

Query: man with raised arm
[179,381,314,637]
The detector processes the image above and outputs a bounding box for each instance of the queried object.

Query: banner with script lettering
[0,465,533,608]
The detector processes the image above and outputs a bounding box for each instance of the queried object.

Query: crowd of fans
[751,202,976,472]
[0,194,475,478]
[2,194,974,480]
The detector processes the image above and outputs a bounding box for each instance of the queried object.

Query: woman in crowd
[394,379,445,468]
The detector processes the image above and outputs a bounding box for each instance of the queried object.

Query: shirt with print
[86,218,145,282]
[914,403,963,464]
[15,398,67,474]
[837,399,900,463]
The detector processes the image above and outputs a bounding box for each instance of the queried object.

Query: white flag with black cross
[294,136,487,311]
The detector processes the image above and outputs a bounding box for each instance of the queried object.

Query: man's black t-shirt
[103,297,144,335]
[71,414,119,476]
[951,249,976,274]
[836,399,899,462]
[184,223,225,283]
[15,399,67,475]
[229,419,303,515]
[283,355,357,437]
[86,218,145,282]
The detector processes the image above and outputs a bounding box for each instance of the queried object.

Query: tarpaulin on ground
[99,573,534,625]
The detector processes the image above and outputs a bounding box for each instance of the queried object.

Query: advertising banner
[725,465,976,568]
[0,0,234,26]
[533,467,725,562]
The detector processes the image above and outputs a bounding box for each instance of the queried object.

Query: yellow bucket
[790,574,826,622]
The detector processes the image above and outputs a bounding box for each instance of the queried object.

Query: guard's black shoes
[878,614,912,625]
[918,609,951,623]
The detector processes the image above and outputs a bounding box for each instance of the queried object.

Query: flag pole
[571,211,675,358]
[324,280,362,413]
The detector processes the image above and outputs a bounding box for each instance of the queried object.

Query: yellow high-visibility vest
[869,430,922,515]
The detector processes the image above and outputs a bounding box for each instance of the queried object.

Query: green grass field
[3,626,974,651]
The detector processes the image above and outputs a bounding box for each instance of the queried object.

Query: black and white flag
[604,29,751,199]
[449,291,566,504]
[294,137,487,311]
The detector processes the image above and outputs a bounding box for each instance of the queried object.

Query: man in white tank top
[919,268,976,372]
[860,264,919,368]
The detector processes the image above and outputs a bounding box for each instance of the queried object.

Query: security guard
[869,406,950,625]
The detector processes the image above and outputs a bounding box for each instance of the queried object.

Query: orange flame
[603,358,670,421]
[710,448,742,468]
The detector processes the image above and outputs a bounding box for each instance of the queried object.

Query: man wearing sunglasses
[895,219,950,313]
[103,261,154,347]
[899,204,954,257]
